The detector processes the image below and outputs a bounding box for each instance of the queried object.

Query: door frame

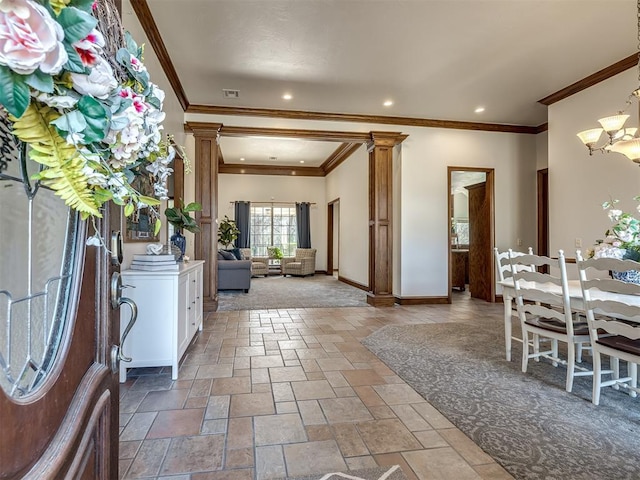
[327,198,339,275]
[537,168,549,258]
[447,166,496,303]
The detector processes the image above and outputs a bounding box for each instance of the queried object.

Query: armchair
[239,248,269,277]
[282,248,316,277]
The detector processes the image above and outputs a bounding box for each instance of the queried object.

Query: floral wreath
[0,0,180,235]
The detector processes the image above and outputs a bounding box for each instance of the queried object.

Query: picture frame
[123,173,160,243]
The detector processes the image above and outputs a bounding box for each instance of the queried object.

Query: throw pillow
[217,252,224,260]
[219,250,236,260]
[231,247,243,260]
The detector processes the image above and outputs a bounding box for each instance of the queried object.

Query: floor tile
[211,376,252,395]
[340,369,387,387]
[402,447,482,480]
[205,395,230,420]
[318,397,374,423]
[120,412,158,441]
[146,408,204,439]
[227,417,254,449]
[298,399,327,425]
[269,366,308,382]
[225,447,254,469]
[255,445,286,480]
[316,358,355,371]
[160,435,225,475]
[473,462,515,479]
[196,364,234,379]
[229,392,275,417]
[291,379,336,400]
[192,469,254,480]
[254,413,308,445]
[251,355,285,368]
[356,419,422,454]
[439,428,494,465]
[332,423,369,457]
[136,389,189,412]
[283,440,347,477]
[372,384,427,405]
[124,438,170,478]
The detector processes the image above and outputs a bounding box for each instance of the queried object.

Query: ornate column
[366,131,408,307]
[184,122,222,311]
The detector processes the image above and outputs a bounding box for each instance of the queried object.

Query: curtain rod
[230,201,317,205]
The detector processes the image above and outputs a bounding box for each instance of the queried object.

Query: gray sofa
[217,254,252,292]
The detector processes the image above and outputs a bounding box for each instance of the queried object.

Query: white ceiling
[136,0,637,163]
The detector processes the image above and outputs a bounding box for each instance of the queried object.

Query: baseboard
[495,294,504,304]
[338,275,369,291]
[393,296,450,305]
[204,299,219,312]
[315,270,327,275]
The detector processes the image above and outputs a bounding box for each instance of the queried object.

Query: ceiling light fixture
[383,100,393,107]
[240,157,245,161]
[283,93,292,100]
[577,0,640,163]
[300,160,304,164]
[474,106,485,114]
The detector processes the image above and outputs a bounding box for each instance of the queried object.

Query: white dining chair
[576,251,640,405]
[495,247,533,361]
[510,249,593,392]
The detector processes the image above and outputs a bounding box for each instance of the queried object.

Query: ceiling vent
[222,89,240,99]
[268,156,278,161]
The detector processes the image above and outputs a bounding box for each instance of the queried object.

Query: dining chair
[495,247,533,361]
[576,251,640,405]
[509,249,593,392]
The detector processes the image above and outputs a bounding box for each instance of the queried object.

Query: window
[250,204,297,257]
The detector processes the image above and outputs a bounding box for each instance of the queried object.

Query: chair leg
[576,342,583,363]
[522,330,529,373]
[612,357,621,390]
[533,334,540,363]
[593,351,602,406]
[551,339,559,367]
[566,342,575,392]
[630,362,637,398]
[504,297,512,361]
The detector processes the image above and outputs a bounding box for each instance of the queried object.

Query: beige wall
[548,68,640,264]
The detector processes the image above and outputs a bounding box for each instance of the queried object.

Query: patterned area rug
[362,320,640,480]
[286,465,406,480]
[217,275,369,310]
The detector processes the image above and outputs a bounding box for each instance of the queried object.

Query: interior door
[467,179,494,301]
[0,119,121,478]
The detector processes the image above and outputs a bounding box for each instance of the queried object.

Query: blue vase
[170,230,186,261]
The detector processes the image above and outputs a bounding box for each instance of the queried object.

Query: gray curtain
[234,201,251,248]
[296,202,311,248]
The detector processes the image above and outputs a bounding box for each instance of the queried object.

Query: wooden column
[366,131,407,307]
[185,122,222,311]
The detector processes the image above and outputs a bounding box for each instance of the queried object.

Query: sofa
[217,250,252,292]
[282,248,317,277]
[239,248,269,277]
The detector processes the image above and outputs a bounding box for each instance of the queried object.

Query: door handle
[109,272,139,373]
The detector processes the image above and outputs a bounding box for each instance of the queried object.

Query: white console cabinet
[119,260,204,382]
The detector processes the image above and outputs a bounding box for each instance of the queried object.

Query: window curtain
[234,201,251,248]
[296,202,311,248]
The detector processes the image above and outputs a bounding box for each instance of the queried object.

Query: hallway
[118,301,512,479]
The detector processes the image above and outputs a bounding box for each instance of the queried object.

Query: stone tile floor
[118,296,515,480]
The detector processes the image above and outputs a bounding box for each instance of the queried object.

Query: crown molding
[131,0,189,111]
[321,143,362,175]
[535,123,548,134]
[538,53,637,106]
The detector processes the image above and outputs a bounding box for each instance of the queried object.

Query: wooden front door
[467,177,495,302]
[1,129,121,478]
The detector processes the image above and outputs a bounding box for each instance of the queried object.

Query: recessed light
[474,106,485,113]
[240,157,245,161]
[300,160,305,164]
[383,100,393,107]
[283,93,292,100]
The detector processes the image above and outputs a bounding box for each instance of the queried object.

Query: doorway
[448,167,495,303]
[327,198,340,278]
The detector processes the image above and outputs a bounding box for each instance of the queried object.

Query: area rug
[361,321,640,480]
[217,275,369,310]
[286,465,406,480]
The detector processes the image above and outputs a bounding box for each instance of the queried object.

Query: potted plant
[165,200,202,260]
[218,216,241,249]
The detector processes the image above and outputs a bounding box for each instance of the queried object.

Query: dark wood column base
[203,300,218,312]
[366,293,396,307]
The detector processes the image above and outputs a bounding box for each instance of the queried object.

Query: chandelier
[576,0,640,162]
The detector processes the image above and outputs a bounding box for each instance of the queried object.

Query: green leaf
[0,66,30,118]
[57,7,97,43]
[24,70,54,93]
[63,43,87,73]
[68,0,94,12]
[139,195,161,206]
[51,109,87,134]
[154,219,162,236]
[125,32,139,57]
[124,203,134,217]
[184,202,202,212]
[77,95,108,143]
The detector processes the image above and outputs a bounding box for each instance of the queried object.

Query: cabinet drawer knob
[192,301,196,304]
